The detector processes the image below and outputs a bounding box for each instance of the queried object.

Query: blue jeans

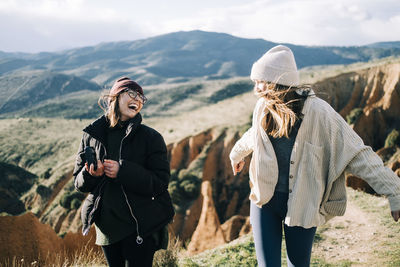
[250,192,316,267]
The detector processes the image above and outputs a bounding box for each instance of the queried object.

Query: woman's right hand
[85,160,104,177]
[231,160,245,175]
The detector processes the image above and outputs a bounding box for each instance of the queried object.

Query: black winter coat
[73,114,174,242]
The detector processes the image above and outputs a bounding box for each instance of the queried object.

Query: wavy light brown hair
[98,90,122,128]
[254,82,309,138]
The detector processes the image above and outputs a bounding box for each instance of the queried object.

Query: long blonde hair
[254,82,308,138]
[98,91,122,128]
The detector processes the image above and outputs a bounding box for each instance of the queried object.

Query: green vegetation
[0,72,101,115]
[385,129,400,148]
[349,189,400,266]
[178,234,354,267]
[19,92,103,119]
[168,170,202,213]
[36,185,52,199]
[179,235,257,267]
[70,198,82,210]
[40,168,52,179]
[0,118,89,175]
[207,81,253,103]
[59,191,85,210]
[346,107,363,124]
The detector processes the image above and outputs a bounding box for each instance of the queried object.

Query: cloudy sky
[1,0,399,53]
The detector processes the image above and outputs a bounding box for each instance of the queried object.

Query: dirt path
[313,198,383,266]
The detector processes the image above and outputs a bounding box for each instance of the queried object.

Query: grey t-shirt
[269,119,302,193]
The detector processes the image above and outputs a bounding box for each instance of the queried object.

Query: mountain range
[0,30,400,119]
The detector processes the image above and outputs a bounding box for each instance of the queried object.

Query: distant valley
[0,30,400,265]
[1,30,400,119]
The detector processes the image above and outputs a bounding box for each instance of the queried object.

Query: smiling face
[118,90,143,121]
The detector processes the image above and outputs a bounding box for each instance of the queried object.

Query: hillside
[1,56,400,265]
[0,162,37,215]
[0,31,399,87]
[1,31,399,119]
[314,62,400,150]
[0,71,101,117]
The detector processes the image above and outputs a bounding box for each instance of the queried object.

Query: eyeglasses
[122,89,147,104]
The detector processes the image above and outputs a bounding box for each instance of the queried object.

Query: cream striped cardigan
[230,94,400,228]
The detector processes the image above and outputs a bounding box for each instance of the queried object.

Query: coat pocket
[127,190,175,237]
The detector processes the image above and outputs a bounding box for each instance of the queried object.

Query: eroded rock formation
[187,181,226,254]
[315,63,400,149]
[0,212,99,265]
[168,126,251,245]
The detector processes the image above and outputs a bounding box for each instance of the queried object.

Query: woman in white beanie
[229,45,400,266]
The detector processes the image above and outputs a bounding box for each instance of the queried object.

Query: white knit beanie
[250,45,299,87]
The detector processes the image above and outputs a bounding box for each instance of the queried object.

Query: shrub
[153,249,179,267]
[208,81,253,103]
[179,175,201,199]
[168,180,182,207]
[60,192,85,210]
[36,185,52,198]
[168,171,201,213]
[70,198,82,210]
[41,168,52,179]
[346,108,363,124]
[385,129,400,148]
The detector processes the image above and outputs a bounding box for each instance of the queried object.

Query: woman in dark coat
[73,77,174,267]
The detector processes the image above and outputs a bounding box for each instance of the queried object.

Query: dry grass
[1,244,106,267]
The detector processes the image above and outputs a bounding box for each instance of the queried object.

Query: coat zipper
[121,185,143,244]
[119,132,143,245]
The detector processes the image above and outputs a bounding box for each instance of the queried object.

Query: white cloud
[0,0,399,52]
[0,0,148,52]
[153,0,400,46]
[0,0,118,22]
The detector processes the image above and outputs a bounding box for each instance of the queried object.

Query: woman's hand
[85,160,104,177]
[103,159,120,179]
[231,160,245,175]
[391,210,400,222]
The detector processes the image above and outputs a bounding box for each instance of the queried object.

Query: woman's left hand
[103,159,120,179]
[391,210,400,222]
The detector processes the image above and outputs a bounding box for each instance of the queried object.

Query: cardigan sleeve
[229,126,255,164]
[346,147,400,211]
[324,104,400,211]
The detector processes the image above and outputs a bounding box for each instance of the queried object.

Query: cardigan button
[289,189,293,193]
[151,197,155,200]
[290,161,294,164]
[289,175,293,179]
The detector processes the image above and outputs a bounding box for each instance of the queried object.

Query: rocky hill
[0,162,37,215]
[1,60,400,263]
[314,62,400,150]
